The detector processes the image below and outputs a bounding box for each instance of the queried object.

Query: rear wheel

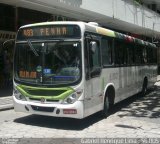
[141,78,148,96]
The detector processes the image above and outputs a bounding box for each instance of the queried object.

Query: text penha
[23,27,67,37]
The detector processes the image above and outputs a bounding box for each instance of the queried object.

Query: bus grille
[29,98,59,102]
[31,105,54,112]
[24,89,66,96]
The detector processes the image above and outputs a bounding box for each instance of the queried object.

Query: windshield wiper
[27,39,39,56]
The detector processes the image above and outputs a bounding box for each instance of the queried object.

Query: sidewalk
[0,87,13,111]
[0,96,13,111]
[0,76,160,111]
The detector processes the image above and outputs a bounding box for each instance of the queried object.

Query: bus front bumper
[13,96,84,119]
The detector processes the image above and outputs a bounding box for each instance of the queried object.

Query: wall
[80,0,160,33]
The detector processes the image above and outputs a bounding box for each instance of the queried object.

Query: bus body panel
[101,65,157,103]
[83,65,157,118]
[83,76,104,117]
[13,95,84,119]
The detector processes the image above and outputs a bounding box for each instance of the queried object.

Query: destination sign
[17,25,81,40]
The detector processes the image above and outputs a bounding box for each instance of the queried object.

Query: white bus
[13,21,157,119]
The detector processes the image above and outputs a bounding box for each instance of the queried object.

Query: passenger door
[84,33,103,116]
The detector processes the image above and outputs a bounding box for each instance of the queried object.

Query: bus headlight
[13,88,27,101]
[63,89,83,104]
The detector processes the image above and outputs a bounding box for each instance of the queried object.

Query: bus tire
[141,78,148,97]
[100,87,115,118]
[100,95,109,118]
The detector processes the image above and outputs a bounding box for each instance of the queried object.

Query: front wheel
[100,96,109,118]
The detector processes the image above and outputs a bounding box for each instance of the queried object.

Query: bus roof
[19,21,156,48]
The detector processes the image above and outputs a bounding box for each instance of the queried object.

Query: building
[0,0,160,93]
[0,0,160,41]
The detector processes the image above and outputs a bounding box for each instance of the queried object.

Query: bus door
[84,34,102,115]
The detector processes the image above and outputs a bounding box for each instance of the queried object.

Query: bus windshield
[14,40,81,86]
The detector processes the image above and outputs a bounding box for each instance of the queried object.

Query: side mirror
[90,41,97,54]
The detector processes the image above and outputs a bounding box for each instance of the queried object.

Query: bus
[13,21,157,119]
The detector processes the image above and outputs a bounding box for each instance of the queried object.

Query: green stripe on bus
[16,85,74,100]
[96,27,116,37]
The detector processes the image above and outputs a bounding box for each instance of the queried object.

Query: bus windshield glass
[14,40,81,86]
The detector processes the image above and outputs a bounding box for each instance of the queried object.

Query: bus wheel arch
[101,84,115,117]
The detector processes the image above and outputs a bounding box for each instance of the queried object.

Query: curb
[0,105,13,111]
[0,96,13,111]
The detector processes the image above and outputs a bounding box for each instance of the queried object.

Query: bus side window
[147,46,157,64]
[142,47,147,64]
[135,45,143,64]
[115,40,127,66]
[101,37,113,66]
[153,47,157,64]
[90,41,100,66]
[89,40,101,77]
[84,38,90,79]
[127,43,135,65]
[84,34,101,79]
